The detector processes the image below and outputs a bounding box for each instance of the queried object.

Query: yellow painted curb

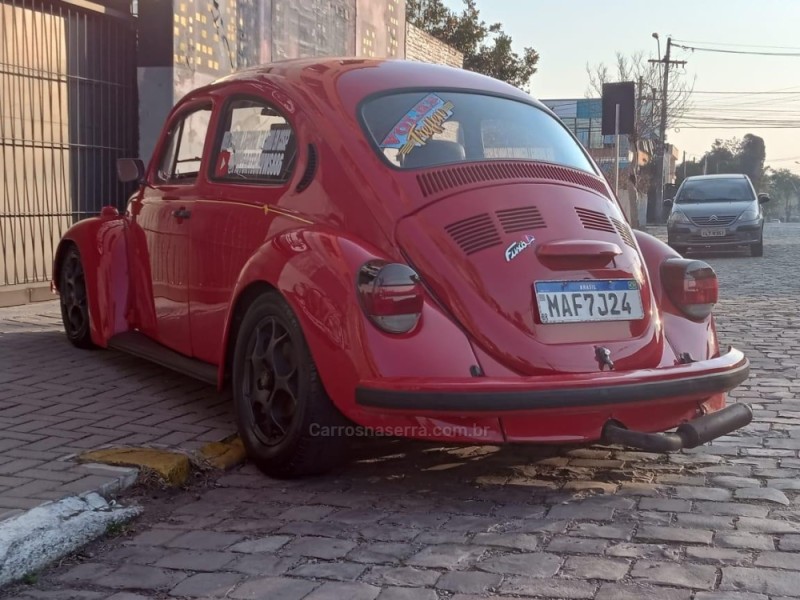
[198,436,247,471]
[78,448,191,487]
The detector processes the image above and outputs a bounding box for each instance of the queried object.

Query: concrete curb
[77,436,247,487]
[78,447,192,486]
[0,438,246,588]
[0,491,141,587]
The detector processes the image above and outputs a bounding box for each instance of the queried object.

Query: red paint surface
[52,58,747,445]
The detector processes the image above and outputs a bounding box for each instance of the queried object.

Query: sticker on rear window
[380,93,455,157]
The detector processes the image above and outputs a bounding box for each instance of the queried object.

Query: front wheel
[232,292,350,478]
[59,246,94,349]
[751,240,764,257]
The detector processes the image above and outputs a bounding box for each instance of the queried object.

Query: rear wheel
[232,292,350,478]
[751,239,764,257]
[59,246,93,349]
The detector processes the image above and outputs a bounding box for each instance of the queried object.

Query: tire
[232,291,350,478]
[751,240,764,257]
[59,246,94,349]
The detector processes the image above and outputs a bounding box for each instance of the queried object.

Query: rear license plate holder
[534,279,645,324]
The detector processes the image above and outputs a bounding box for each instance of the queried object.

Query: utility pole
[649,36,687,212]
[629,75,644,228]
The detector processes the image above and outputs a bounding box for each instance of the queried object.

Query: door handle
[172,207,191,219]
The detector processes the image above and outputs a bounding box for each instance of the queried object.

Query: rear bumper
[355,348,749,413]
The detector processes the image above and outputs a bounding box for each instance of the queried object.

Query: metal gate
[0,0,137,286]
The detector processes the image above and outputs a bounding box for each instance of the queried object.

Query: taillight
[358,261,424,333]
[661,258,718,320]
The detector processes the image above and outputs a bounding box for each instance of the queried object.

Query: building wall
[138,0,401,162]
[356,0,404,58]
[404,23,463,68]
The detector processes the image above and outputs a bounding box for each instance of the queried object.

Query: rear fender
[53,209,130,346]
[635,230,719,362]
[219,227,480,418]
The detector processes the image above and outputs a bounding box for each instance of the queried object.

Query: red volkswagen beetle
[53,58,751,477]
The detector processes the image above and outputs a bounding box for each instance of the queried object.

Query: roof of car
[684,174,749,181]
[200,57,539,111]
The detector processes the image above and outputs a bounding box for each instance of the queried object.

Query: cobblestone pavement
[3,223,800,599]
[0,305,234,520]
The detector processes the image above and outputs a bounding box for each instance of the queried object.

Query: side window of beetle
[157,105,212,184]
[211,98,297,184]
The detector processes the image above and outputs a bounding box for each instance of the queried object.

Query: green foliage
[675,134,800,221]
[676,134,766,190]
[22,572,37,585]
[765,168,800,222]
[406,0,539,90]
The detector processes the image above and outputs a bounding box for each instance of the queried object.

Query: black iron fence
[0,0,137,286]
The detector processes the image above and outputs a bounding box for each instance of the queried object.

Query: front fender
[220,227,480,419]
[54,210,129,346]
[635,230,719,362]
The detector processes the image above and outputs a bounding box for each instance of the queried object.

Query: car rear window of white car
[361,91,595,173]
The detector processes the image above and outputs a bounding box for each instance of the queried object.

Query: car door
[188,94,300,365]
[133,101,213,356]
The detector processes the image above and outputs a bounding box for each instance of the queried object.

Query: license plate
[700,228,726,238]
[535,279,644,324]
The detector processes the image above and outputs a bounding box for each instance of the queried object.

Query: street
[2,223,800,600]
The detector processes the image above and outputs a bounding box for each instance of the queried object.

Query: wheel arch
[53,214,130,346]
[52,238,77,294]
[220,279,277,389]
[216,227,482,424]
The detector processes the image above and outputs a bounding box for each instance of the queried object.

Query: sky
[441,0,800,175]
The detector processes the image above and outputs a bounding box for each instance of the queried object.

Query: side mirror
[758,193,770,204]
[117,158,145,184]
[663,198,674,208]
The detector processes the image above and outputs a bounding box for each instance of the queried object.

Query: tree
[739,134,766,191]
[585,52,694,227]
[675,134,767,191]
[586,52,694,144]
[765,168,800,222]
[406,0,539,90]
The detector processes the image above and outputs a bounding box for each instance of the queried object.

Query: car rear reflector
[661,257,718,320]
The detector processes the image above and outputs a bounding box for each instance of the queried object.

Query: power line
[692,90,800,95]
[673,43,800,57]
[678,124,800,129]
[672,39,800,51]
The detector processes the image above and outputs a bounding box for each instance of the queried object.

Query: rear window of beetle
[360,91,595,173]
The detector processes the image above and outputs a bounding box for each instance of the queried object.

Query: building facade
[0,0,467,296]
[540,97,678,187]
[540,98,637,183]
[405,23,463,68]
[138,0,413,161]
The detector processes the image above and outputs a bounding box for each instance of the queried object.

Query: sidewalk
[0,301,235,521]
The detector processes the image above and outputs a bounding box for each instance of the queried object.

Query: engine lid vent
[496,206,546,234]
[445,213,501,255]
[576,207,616,233]
[417,161,610,199]
[611,216,637,248]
